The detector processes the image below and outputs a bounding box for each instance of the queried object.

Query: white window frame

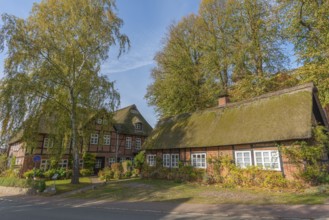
[97,118,103,124]
[103,134,111,145]
[254,150,281,171]
[171,154,179,168]
[40,159,49,171]
[125,137,132,149]
[163,154,170,167]
[44,138,53,148]
[59,159,68,169]
[191,153,206,168]
[235,151,252,168]
[90,134,99,145]
[135,138,141,150]
[135,123,143,131]
[147,154,156,167]
[108,157,116,165]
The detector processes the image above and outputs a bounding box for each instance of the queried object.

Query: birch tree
[0,0,129,184]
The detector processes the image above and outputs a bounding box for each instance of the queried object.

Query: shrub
[79,168,93,177]
[124,171,132,178]
[280,126,329,185]
[98,167,114,181]
[23,169,35,179]
[111,163,123,179]
[82,153,96,170]
[122,160,132,174]
[134,151,145,171]
[44,169,57,179]
[31,179,46,192]
[0,154,7,175]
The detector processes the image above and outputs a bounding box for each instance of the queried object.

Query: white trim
[125,137,132,149]
[253,150,281,171]
[44,138,53,148]
[90,134,99,145]
[103,134,111,145]
[171,154,179,168]
[163,154,170,167]
[234,151,252,168]
[191,153,206,168]
[135,138,142,150]
[147,154,156,166]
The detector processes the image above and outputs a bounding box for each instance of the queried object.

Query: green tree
[279,0,329,106]
[146,0,290,115]
[0,0,129,184]
[146,15,220,117]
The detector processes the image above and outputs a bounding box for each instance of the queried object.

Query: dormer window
[135,122,143,131]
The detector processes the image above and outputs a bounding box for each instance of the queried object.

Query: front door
[94,157,105,174]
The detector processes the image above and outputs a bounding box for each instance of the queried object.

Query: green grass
[71,178,329,205]
[0,177,31,188]
[46,177,92,194]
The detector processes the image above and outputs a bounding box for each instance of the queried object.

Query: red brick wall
[145,142,305,180]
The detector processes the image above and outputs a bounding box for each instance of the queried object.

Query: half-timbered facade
[8,105,152,174]
[144,83,329,180]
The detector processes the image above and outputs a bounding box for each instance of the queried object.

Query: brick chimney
[218,95,230,107]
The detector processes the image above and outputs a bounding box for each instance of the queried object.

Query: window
[103,119,108,125]
[135,123,143,131]
[104,134,111,145]
[135,138,141,150]
[40,159,49,170]
[147,154,156,166]
[109,157,116,165]
[163,154,170,167]
[125,137,132,149]
[171,154,179,168]
[235,151,252,168]
[97,118,102,124]
[95,159,102,169]
[44,138,53,148]
[191,153,206,168]
[90,134,98,144]
[254,150,281,171]
[59,159,68,169]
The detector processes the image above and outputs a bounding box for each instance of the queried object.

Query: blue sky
[0,0,201,127]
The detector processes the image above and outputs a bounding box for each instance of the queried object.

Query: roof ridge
[217,82,314,110]
[157,83,315,124]
[115,104,136,112]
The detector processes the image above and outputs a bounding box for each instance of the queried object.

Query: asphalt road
[0,195,327,220]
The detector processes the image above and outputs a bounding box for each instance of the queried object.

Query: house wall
[146,142,302,180]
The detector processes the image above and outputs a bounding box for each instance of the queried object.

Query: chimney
[218,95,230,107]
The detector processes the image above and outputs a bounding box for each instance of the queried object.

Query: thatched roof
[9,105,153,144]
[113,105,153,136]
[144,83,328,150]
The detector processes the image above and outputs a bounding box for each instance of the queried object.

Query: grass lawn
[46,177,92,194]
[70,178,329,205]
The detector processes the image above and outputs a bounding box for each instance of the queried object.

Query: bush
[111,163,123,179]
[44,169,57,179]
[98,167,114,181]
[0,154,7,175]
[134,151,145,171]
[122,160,132,174]
[124,171,132,178]
[31,179,46,192]
[23,169,44,179]
[83,153,96,170]
[79,168,93,177]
